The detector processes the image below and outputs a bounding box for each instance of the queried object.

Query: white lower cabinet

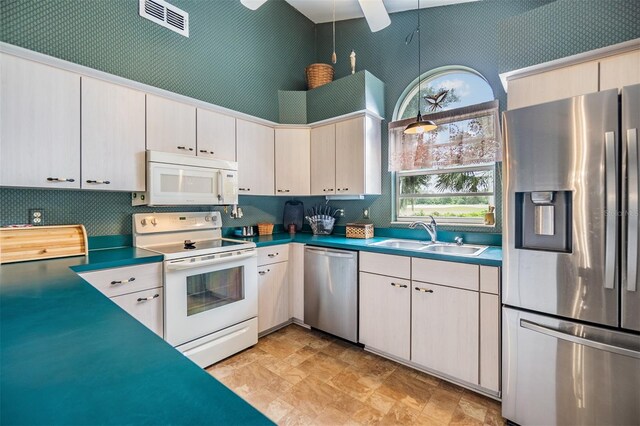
[288,243,305,323]
[78,263,163,337]
[359,271,411,360]
[480,293,500,392]
[411,282,479,384]
[257,247,290,334]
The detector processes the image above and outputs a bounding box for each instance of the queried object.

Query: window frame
[394,164,495,225]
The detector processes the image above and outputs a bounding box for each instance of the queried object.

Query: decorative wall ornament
[350,50,356,74]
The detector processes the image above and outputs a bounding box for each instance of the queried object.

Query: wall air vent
[139,0,189,37]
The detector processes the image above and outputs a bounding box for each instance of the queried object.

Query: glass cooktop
[146,238,249,255]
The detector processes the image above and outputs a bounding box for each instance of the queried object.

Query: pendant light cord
[333,0,336,58]
[417,0,421,118]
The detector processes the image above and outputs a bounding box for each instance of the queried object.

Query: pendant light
[404,0,436,135]
[331,0,337,64]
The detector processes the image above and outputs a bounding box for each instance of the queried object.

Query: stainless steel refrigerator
[503,85,640,425]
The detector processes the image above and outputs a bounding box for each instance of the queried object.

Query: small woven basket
[305,63,334,89]
[257,223,274,235]
[346,223,374,239]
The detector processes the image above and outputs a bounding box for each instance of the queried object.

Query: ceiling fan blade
[357,0,391,32]
[240,0,268,10]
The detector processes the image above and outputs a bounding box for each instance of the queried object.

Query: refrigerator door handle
[520,319,640,359]
[627,128,639,293]
[605,131,617,290]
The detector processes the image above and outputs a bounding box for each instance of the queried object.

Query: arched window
[394,66,494,120]
[389,67,500,226]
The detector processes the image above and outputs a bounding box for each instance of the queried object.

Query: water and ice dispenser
[515,190,572,253]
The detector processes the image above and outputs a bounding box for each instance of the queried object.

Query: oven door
[164,250,257,347]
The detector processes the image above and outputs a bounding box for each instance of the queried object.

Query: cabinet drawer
[480,265,500,294]
[359,251,410,279]
[412,258,478,291]
[111,287,163,337]
[258,245,289,266]
[79,263,162,298]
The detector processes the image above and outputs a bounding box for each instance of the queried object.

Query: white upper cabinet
[599,49,640,91]
[335,115,381,195]
[196,108,236,161]
[146,94,196,155]
[81,77,145,191]
[236,119,274,195]
[275,128,310,196]
[310,124,336,195]
[1,54,80,188]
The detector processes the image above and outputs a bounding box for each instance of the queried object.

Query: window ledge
[390,221,496,229]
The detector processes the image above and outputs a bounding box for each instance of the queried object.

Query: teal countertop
[0,249,271,425]
[243,233,502,267]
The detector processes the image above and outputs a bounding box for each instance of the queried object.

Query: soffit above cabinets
[284,0,479,24]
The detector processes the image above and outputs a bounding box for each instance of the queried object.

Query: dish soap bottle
[484,205,495,226]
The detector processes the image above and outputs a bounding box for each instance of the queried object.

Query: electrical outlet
[362,208,369,219]
[29,209,44,226]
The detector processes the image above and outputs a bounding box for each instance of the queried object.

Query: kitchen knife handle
[627,128,638,292]
[605,131,617,290]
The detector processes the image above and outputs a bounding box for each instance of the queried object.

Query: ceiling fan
[240,0,391,32]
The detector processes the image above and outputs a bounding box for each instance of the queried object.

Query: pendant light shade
[404,0,436,135]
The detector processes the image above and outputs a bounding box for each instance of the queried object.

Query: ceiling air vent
[139,0,189,37]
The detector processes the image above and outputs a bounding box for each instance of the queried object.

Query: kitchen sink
[421,243,488,256]
[368,239,429,250]
[369,239,488,256]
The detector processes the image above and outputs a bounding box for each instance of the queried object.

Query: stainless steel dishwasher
[304,246,358,342]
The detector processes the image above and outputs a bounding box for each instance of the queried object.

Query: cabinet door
[335,116,365,195]
[600,50,640,91]
[81,77,145,191]
[111,287,163,337]
[146,94,196,155]
[310,124,336,195]
[480,293,500,393]
[359,272,410,360]
[236,119,274,195]
[275,128,310,196]
[1,55,80,188]
[258,261,289,334]
[411,282,479,384]
[288,243,305,323]
[507,61,599,110]
[196,108,236,161]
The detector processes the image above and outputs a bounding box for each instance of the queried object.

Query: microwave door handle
[627,128,639,292]
[166,251,256,270]
[218,170,223,203]
[605,131,617,290]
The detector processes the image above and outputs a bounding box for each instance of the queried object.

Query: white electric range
[133,211,257,368]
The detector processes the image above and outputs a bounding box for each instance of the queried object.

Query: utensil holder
[306,216,336,235]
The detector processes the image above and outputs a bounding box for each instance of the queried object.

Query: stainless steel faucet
[409,216,438,243]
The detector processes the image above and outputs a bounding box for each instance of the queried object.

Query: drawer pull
[177,146,194,151]
[267,253,279,258]
[86,180,111,184]
[47,177,75,182]
[239,188,250,191]
[415,287,434,293]
[390,282,408,288]
[258,269,270,275]
[137,294,159,302]
[111,277,136,285]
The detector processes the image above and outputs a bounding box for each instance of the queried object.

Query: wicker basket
[305,63,334,89]
[257,223,274,235]
[346,223,374,239]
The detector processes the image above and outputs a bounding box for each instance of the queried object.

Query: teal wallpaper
[0,0,315,122]
[498,0,640,73]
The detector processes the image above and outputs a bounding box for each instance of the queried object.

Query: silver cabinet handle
[605,131,617,290]
[177,146,194,151]
[137,294,159,302]
[267,253,278,257]
[239,188,250,191]
[627,128,639,292]
[199,149,214,154]
[47,177,75,182]
[277,189,290,193]
[414,286,433,293]
[86,180,111,184]
[258,269,270,275]
[390,282,408,288]
[111,277,135,285]
[520,319,640,359]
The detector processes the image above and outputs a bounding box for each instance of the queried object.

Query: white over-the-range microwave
[132,151,238,206]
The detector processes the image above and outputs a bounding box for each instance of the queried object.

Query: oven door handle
[166,251,256,270]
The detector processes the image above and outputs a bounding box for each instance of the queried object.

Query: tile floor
[207,324,505,425]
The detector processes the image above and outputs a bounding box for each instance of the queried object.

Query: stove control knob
[205,215,211,222]
[141,217,158,226]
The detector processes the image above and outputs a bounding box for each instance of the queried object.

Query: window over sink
[390,67,501,225]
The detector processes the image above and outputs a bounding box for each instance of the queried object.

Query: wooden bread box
[0,225,88,264]
[346,223,374,239]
